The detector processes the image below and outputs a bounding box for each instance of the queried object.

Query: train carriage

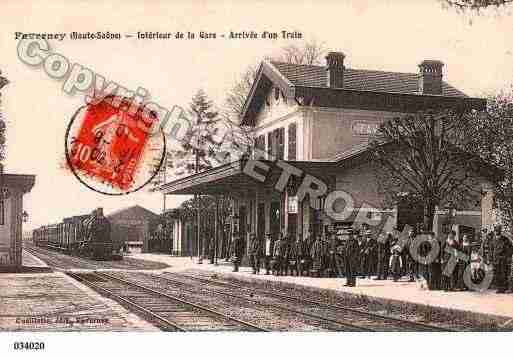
[45,223,60,250]
[31,208,116,261]
[62,215,90,253]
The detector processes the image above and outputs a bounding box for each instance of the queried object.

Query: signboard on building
[287,196,298,214]
[327,221,353,233]
[352,121,379,136]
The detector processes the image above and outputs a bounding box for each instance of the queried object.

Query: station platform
[0,250,52,273]
[0,271,158,331]
[21,249,52,272]
[129,253,513,322]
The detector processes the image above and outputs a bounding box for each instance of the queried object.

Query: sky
[1,0,512,230]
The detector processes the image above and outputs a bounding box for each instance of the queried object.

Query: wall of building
[335,161,384,209]
[0,195,14,265]
[332,160,488,237]
[254,87,299,128]
[0,191,24,267]
[308,108,402,160]
[252,87,303,161]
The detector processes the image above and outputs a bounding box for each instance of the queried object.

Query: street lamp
[0,73,8,91]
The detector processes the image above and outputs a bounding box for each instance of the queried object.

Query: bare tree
[224,64,260,124]
[466,89,513,234]
[371,110,485,231]
[441,0,513,11]
[224,39,327,124]
[276,39,327,66]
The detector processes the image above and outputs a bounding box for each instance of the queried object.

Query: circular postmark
[64,96,166,195]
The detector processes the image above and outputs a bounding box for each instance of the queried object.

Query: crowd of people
[230,223,513,293]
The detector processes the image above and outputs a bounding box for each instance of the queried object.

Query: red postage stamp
[66,96,162,193]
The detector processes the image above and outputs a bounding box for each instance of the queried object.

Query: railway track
[24,245,98,270]
[153,271,454,332]
[102,271,369,331]
[24,244,168,271]
[67,271,268,332]
[105,271,445,331]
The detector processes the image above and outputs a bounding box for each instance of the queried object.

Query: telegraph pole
[162,151,167,213]
[0,72,8,209]
[195,147,202,264]
[214,196,219,265]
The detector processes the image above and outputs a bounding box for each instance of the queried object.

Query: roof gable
[107,205,159,221]
[271,62,467,97]
[241,60,481,126]
[240,61,294,126]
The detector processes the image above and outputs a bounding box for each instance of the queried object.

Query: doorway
[270,201,281,240]
[257,203,265,241]
[396,197,424,232]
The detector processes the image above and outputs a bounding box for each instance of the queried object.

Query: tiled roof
[270,62,467,98]
[107,205,159,220]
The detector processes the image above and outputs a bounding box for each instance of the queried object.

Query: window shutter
[254,135,264,158]
[278,127,285,160]
[267,132,273,159]
[288,123,297,160]
[259,135,265,151]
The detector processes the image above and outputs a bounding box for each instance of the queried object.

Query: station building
[160,52,491,256]
[0,174,35,270]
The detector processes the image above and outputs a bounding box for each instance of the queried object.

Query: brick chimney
[418,60,444,95]
[325,52,345,88]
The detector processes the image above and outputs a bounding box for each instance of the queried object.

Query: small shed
[106,205,159,253]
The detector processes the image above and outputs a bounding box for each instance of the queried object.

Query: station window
[0,198,4,225]
[288,123,297,160]
[267,132,273,159]
[276,127,285,160]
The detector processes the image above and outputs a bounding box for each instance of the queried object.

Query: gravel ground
[108,271,355,331]
[181,269,513,331]
[157,271,443,331]
[0,273,158,332]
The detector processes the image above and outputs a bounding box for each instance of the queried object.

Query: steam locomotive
[32,209,118,261]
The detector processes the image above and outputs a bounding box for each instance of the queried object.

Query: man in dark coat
[404,229,417,282]
[310,234,324,277]
[361,229,377,279]
[375,232,392,280]
[334,230,347,277]
[326,233,339,278]
[424,231,442,290]
[441,231,459,291]
[297,233,310,276]
[357,230,366,277]
[231,232,245,272]
[492,225,513,293]
[287,235,300,276]
[248,232,261,274]
[263,232,274,275]
[305,228,315,253]
[272,233,286,276]
[344,229,359,287]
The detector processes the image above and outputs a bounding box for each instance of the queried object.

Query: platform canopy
[2,174,35,193]
[158,159,339,196]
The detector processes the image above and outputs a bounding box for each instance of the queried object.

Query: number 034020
[13,342,45,350]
